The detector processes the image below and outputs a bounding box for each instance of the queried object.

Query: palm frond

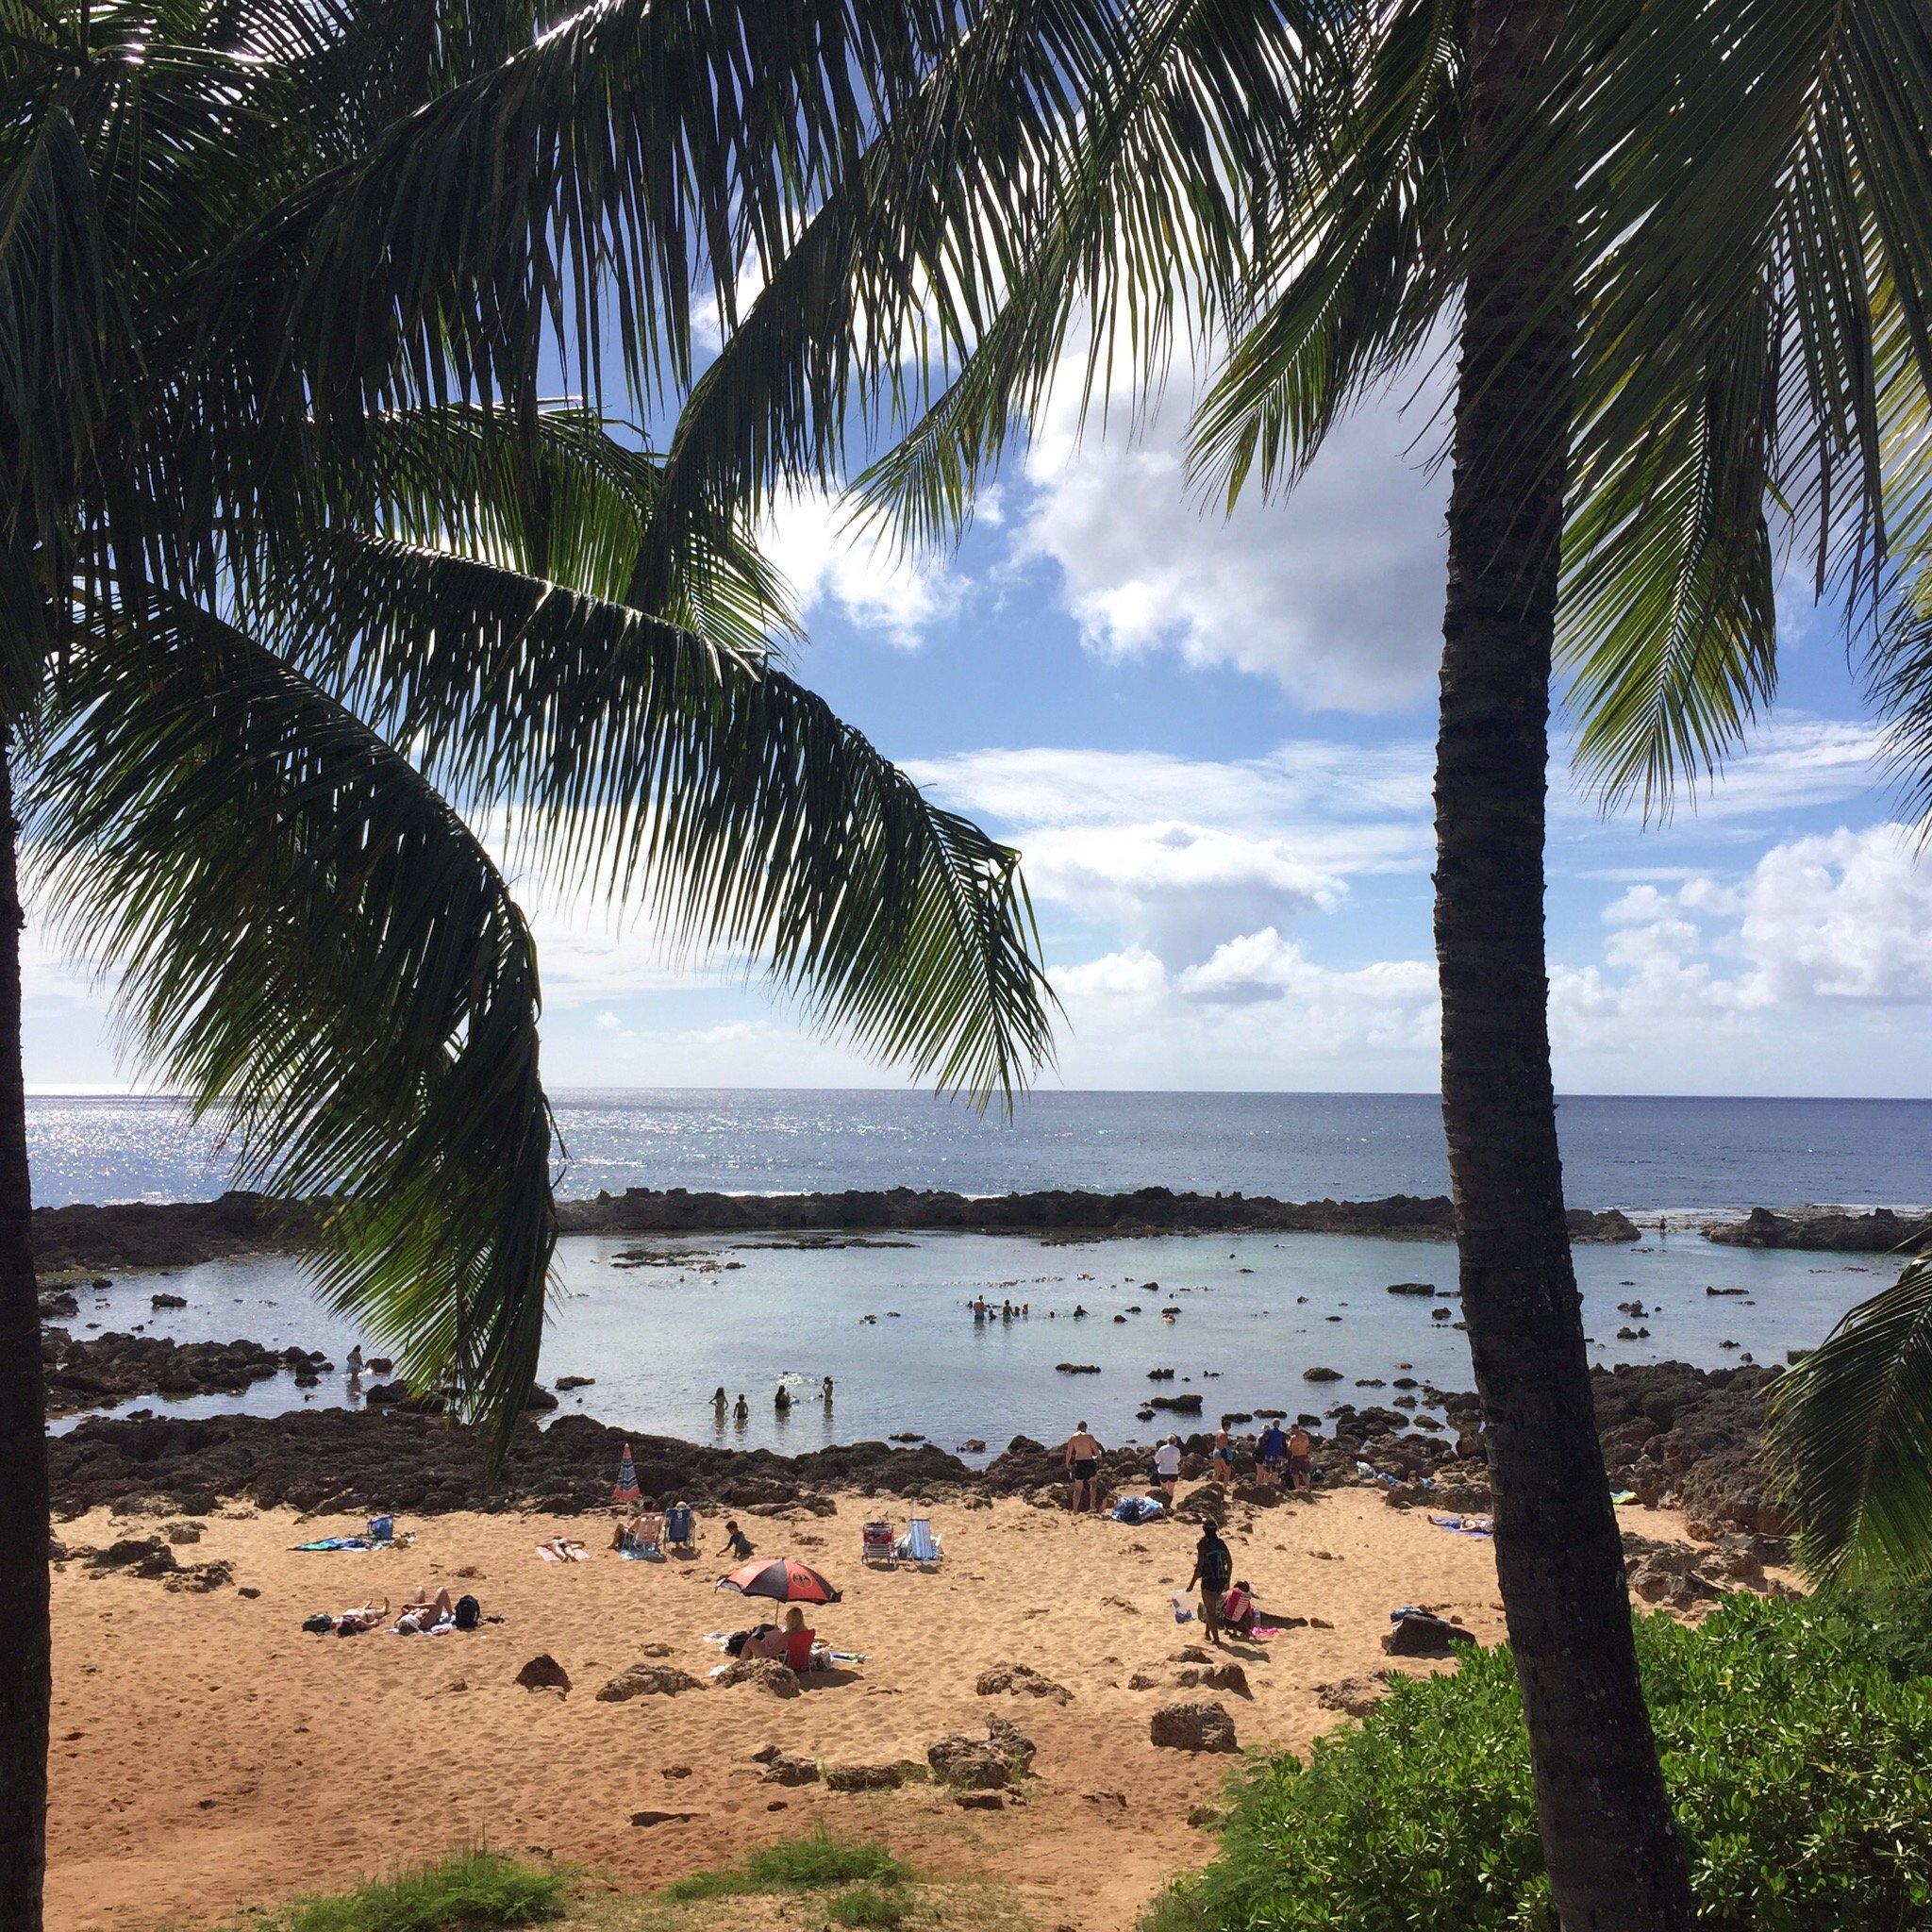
[1770,1255,1932,1588]
[1561,282,1780,813]
[248,531,1057,1101]
[27,586,558,1446]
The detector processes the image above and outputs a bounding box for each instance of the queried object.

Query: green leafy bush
[1146,1591,1932,1932]
[271,1851,567,1932]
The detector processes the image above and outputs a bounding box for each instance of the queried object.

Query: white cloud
[1009,342,1450,710]
[757,485,965,646]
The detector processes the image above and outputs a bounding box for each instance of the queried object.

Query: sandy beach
[44,1485,1733,1932]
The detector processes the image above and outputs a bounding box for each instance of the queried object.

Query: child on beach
[722,1520,754,1560]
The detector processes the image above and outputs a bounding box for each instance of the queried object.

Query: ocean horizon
[25,1087,1932,1214]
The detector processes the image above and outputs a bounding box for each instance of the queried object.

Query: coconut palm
[0,4,1054,1924]
[658,0,1932,1924]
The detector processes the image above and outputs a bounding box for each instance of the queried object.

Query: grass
[826,1883,912,1928]
[264,1852,569,1932]
[658,1831,911,1903]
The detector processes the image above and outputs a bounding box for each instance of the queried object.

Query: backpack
[1201,1539,1232,1591]
[452,1593,480,1631]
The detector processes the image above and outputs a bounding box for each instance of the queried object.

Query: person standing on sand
[1287,1424,1313,1493]
[1257,1417,1288,1488]
[1153,1433,1183,1503]
[1065,1421,1102,1514]
[1188,1522,1233,1646]
[1210,1427,1234,1485]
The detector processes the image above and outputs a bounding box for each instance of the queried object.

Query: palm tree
[664,1,1932,1924]
[0,6,1054,1925]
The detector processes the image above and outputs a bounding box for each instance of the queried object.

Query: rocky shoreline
[33,1187,1932,1281]
[33,1186,1655,1277]
[46,1357,1782,1544]
[1703,1205,1932,1254]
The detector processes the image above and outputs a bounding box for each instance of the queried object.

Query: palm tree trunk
[1435,3,1694,1928]
[0,736,47,1932]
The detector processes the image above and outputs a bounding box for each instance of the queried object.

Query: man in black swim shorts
[1064,1422,1103,1514]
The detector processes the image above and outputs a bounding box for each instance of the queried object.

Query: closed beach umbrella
[717,1557,841,1605]
[611,1443,641,1504]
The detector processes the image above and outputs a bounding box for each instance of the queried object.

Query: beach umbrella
[611,1443,641,1504]
[717,1557,841,1605]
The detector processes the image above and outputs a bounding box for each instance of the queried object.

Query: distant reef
[1701,1205,1932,1255]
[34,1186,1932,1281]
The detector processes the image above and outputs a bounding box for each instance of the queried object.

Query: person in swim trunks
[1287,1425,1314,1492]
[1257,1418,1288,1487]
[1065,1422,1103,1514]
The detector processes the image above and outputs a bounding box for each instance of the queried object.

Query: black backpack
[452,1593,480,1631]
[1201,1538,1232,1591]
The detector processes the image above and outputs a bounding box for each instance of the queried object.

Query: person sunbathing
[537,1537,589,1562]
[394,1588,454,1633]
[335,1599,388,1636]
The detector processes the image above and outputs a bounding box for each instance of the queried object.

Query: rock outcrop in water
[1702,1206,1932,1255]
[556,1186,1643,1244]
[31,1186,1642,1276]
[42,1328,312,1418]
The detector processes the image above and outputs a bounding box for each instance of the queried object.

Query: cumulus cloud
[1008,344,1451,710]
[757,485,966,646]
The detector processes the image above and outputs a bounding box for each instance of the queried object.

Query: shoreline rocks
[44,1358,1787,1536]
[1702,1206,1932,1254]
[34,1187,1650,1278]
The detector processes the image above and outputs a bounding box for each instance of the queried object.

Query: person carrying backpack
[1188,1522,1234,1645]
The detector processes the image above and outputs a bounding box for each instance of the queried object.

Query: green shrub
[662,1831,910,1902]
[828,1880,912,1927]
[1147,1591,1932,1932]
[270,1852,567,1932]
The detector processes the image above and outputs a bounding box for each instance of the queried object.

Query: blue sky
[22,367,1932,1097]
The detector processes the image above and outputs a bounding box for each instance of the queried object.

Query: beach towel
[292,1537,370,1552]
[1610,1489,1637,1506]
[620,1544,665,1562]
[1111,1495,1163,1524]
[612,1445,641,1505]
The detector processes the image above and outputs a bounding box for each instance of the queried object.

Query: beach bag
[301,1612,334,1634]
[366,1514,394,1544]
[453,1594,480,1631]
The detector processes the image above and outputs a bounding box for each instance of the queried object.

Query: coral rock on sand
[927,1715,1036,1790]
[1149,1701,1238,1753]
[974,1663,1073,1705]
[1382,1613,1467,1658]
[1315,1676,1387,1717]
[759,1754,821,1786]
[514,1654,572,1694]
[595,1664,702,1702]
[1174,1661,1250,1697]
[714,1657,801,1698]
[1626,1547,1723,1609]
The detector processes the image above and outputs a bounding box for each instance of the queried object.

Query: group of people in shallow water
[712,1376,834,1424]
[970,1297,1030,1322]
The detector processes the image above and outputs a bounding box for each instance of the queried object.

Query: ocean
[36,1091,1922,1455]
[25,1088,1932,1212]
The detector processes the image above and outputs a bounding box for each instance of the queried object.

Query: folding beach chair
[893,1517,942,1566]
[664,1504,696,1552]
[860,1520,898,1568]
